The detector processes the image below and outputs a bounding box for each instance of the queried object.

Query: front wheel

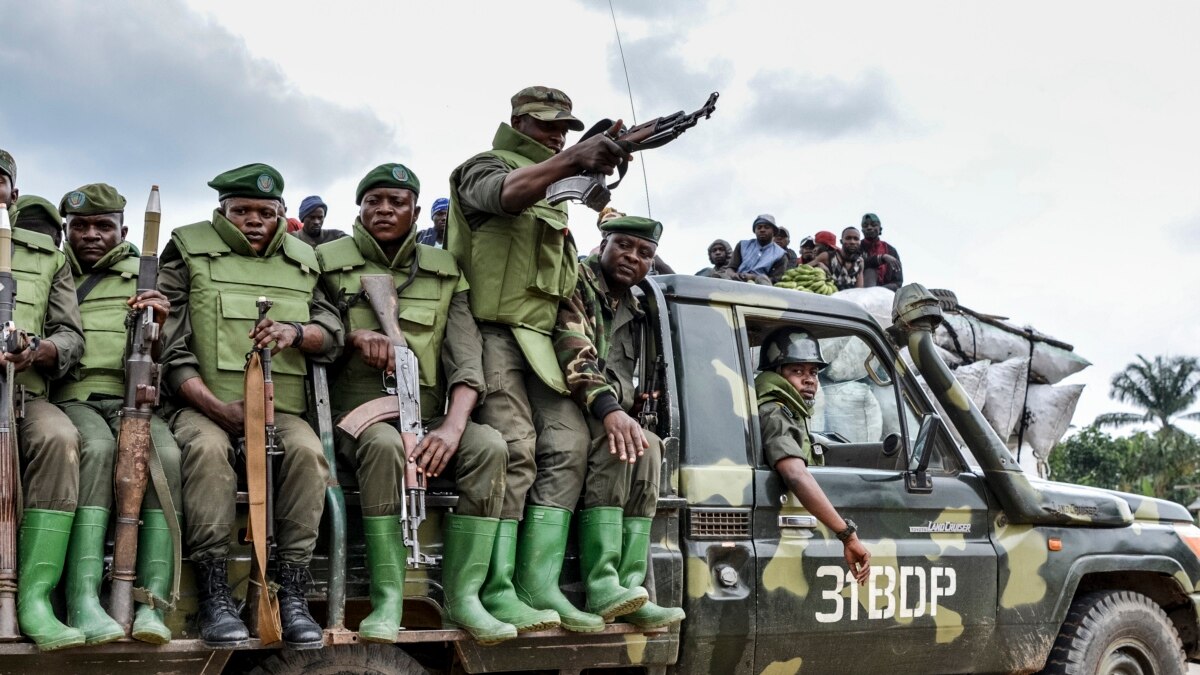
[248,644,430,675]
[1039,590,1185,675]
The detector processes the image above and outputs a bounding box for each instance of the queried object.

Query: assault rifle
[0,205,26,641]
[244,297,282,645]
[109,186,162,635]
[546,91,719,211]
[337,274,435,567]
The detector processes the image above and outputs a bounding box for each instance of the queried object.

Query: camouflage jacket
[554,255,643,420]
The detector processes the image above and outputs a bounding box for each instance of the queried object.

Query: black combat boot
[193,559,250,648]
[276,563,323,649]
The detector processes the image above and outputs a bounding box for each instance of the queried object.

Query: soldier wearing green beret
[446,85,631,633]
[0,149,16,216]
[0,156,89,651]
[316,163,515,644]
[49,183,183,645]
[157,163,342,649]
[11,195,64,247]
[552,216,685,629]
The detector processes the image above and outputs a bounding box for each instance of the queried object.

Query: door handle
[778,515,817,529]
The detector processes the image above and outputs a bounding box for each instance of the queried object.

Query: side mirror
[906,413,940,493]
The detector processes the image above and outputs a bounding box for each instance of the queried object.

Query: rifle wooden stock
[109,186,162,634]
[244,297,281,645]
[359,275,407,348]
[0,210,21,641]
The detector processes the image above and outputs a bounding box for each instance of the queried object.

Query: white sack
[983,358,1030,441]
[952,360,991,412]
[933,313,1089,384]
[1020,384,1084,460]
[821,337,872,383]
[818,381,883,443]
[833,287,896,330]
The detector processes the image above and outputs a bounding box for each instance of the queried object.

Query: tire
[248,644,430,675]
[928,288,959,312]
[1039,590,1186,675]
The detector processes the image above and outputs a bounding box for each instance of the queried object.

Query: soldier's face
[779,362,821,402]
[67,213,127,267]
[599,233,656,289]
[301,206,325,236]
[862,221,881,239]
[512,115,570,153]
[223,198,281,254]
[841,228,861,254]
[0,174,14,207]
[361,187,419,246]
[708,243,729,266]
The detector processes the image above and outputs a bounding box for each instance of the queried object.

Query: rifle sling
[74,271,108,303]
[243,352,282,644]
[132,434,182,610]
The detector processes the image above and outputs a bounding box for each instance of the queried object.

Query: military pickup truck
[1,280,1197,675]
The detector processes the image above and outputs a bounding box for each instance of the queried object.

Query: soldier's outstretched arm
[499,128,628,213]
[775,456,871,584]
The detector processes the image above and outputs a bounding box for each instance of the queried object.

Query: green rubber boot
[479,519,559,633]
[617,517,685,629]
[18,509,86,651]
[442,515,518,645]
[132,510,175,644]
[65,506,123,645]
[358,516,406,643]
[514,505,604,633]
[579,507,647,621]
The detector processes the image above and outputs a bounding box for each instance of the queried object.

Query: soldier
[158,163,341,649]
[316,164,512,644]
[0,150,88,651]
[11,196,64,247]
[553,215,686,629]
[0,149,16,212]
[51,183,181,645]
[447,86,628,633]
[754,329,871,584]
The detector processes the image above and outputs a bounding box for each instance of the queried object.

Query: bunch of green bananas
[774,265,837,295]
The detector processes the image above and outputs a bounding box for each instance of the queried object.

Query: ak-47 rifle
[546,91,719,211]
[244,297,282,644]
[336,274,435,567]
[109,186,162,635]
[0,205,26,641]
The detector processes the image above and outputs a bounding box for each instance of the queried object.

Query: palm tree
[1094,355,1200,432]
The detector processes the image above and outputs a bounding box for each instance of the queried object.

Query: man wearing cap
[798,236,818,265]
[293,195,346,247]
[774,226,798,271]
[316,164,513,644]
[696,239,736,280]
[158,163,341,649]
[446,86,628,633]
[0,164,88,651]
[416,197,449,248]
[755,328,870,586]
[859,213,903,290]
[730,214,788,284]
[554,215,686,630]
[11,195,65,247]
[52,183,182,645]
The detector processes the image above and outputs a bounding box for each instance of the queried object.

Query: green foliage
[1050,425,1200,504]
[1094,355,1200,431]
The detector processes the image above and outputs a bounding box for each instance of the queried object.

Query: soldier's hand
[128,290,171,328]
[213,400,246,436]
[249,318,298,355]
[603,410,649,464]
[0,341,36,373]
[412,422,463,478]
[563,120,631,175]
[349,329,396,373]
[843,537,871,585]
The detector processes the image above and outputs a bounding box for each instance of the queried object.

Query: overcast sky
[2,0,1198,434]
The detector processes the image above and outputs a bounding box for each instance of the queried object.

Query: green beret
[208,163,284,201]
[0,149,14,182]
[12,195,61,228]
[60,183,127,217]
[356,163,420,205]
[599,215,662,244]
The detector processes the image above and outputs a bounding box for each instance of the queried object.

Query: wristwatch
[836,520,857,542]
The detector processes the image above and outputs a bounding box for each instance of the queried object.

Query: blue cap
[299,195,327,221]
[431,197,449,216]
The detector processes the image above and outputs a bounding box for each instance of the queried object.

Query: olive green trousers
[475,325,589,520]
[336,416,507,518]
[171,408,328,565]
[583,420,661,517]
[59,398,181,512]
[18,398,80,511]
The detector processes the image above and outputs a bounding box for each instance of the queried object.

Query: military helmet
[759,328,827,371]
